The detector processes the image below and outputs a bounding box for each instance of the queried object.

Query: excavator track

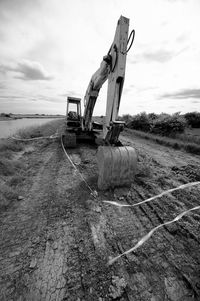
[63,132,77,148]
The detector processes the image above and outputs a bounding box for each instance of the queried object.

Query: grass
[17,118,64,139]
[126,128,200,155]
[0,118,64,211]
[176,129,200,145]
[0,139,23,155]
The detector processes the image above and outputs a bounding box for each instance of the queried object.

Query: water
[0,118,58,138]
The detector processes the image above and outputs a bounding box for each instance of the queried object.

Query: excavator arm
[83,55,111,130]
[83,16,131,146]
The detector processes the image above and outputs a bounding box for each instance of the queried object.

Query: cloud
[15,60,53,81]
[37,94,64,103]
[139,46,188,63]
[128,49,175,64]
[163,0,187,2]
[60,91,78,97]
[161,89,200,99]
[176,33,188,43]
[0,95,25,99]
[0,82,5,89]
[60,91,82,98]
[142,49,175,63]
[0,60,53,80]
[123,88,132,95]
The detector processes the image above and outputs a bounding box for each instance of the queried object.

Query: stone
[32,236,40,244]
[52,242,58,250]
[94,206,101,213]
[9,250,21,257]
[30,258,37,268]
[109,276,127,299]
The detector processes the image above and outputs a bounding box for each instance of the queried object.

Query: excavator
[63,16,137,190]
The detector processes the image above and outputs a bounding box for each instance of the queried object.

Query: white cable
[60,135,98,198]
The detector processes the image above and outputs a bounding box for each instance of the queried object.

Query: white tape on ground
[108,205,200,265]
[11,133,59,141]
[103,181,200,208]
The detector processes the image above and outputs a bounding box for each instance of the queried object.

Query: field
[0,119,200,300]
[0,114,64,121]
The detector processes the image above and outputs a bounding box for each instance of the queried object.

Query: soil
[1,131,200,301]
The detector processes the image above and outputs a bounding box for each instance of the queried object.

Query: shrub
[121,114,133,126]
[128,112,151,132]
[151,113,187,136]
[184,112,200,128]
[148,113,158,121]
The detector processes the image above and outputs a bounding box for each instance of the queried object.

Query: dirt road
[1,131,200,301]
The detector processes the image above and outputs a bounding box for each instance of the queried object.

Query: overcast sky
[0,0,200,115]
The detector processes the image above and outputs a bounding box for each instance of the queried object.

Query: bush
[184,112,200,128]
[121,114,133,126]
[128,112,151,132]
[151,113,187,136]
[148,113,158,121]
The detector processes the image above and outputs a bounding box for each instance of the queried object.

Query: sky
[0,0,200,116]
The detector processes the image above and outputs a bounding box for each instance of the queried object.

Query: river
[0,118,60,138]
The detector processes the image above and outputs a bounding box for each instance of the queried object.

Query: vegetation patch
[17,119,64,139]
[0,119,64,212]
[124,112,187,136]
[150,114,186,136]
[0,139,23,155]
[122,111,200,155]
[0,158,25,177]
[126,128,200,155]
[184,112,200,128]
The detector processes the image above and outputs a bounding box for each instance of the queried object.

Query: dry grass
[17,118,64,139]
[0,139,23,155]
[176,130,200,145]
[0,118,64,211]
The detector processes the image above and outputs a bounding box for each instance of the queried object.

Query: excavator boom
[83,16,130,143]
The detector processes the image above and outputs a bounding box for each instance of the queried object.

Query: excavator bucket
[97,146,137,190]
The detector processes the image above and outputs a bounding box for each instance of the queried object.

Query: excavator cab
[63,97,82,148]
[66,97,81,129]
